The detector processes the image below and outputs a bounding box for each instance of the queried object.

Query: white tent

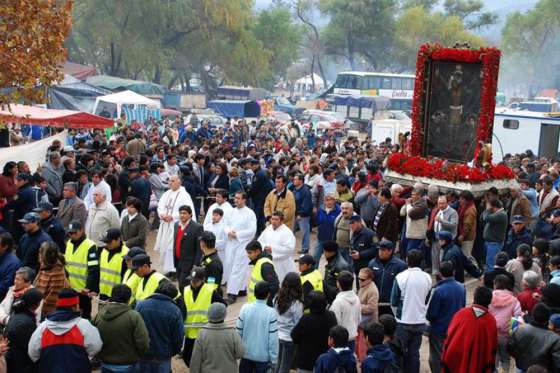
[294,74,327,94]
[92,90,161,118]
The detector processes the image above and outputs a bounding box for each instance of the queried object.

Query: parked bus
[333,71,415,110]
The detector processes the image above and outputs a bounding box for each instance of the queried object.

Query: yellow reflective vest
[183,284,214,339]
[301,269,324,293]
[99,245,129,297]
[123,268,141,304]
[135,271,166,301]
[65,238,97,291]
[247,257,273,303]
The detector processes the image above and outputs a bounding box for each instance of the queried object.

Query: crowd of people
[0,115,558,373]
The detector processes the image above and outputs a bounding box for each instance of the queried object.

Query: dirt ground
[112,224,479,373]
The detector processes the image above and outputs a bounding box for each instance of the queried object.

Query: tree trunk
[317,57,328,89]
[153,65,162,84]
[310,55,316,93]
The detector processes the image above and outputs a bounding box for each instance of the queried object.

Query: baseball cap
[550,314,560,329]
[436,230,453,241]
[19,212,40,224]
[33,201,54,213]
[190,267,207,281]
[349,215,362,223]
[378,239,395,250]
[512,215,526,224]
[208,303,227,323]
[295,254,315,265]
[553,209,560,218]
[67,220,83,233]
[101,228,121,243]
[123,247,145,260]
[131,253,151,269]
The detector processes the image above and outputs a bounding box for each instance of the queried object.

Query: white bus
[333,71,415,110]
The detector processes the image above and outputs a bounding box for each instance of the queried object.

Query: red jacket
[442,305,497,373]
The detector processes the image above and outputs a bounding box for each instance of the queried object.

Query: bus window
[335,74,348,88]
[391,78,402,90]
[365,76,381,90]
[347,76,359,89]
[403,78,414,90]
[382,77,392,89]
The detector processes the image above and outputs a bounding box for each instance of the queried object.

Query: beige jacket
[358,281,379,322]
[264,188,296,230]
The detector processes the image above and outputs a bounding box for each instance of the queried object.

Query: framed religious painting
[408,43,501,163]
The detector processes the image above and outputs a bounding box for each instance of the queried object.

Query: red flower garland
[409,43,501,161]
[387,153,514,183]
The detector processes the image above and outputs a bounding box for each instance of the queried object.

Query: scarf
[13,284,32,299]
[457,201,474,236]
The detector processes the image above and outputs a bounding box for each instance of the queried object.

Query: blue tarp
[207,100,260,118]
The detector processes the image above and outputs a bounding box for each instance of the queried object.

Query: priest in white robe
[225,191,256,301]
[203,207,228,283]
[258,210,296,282]
[154,175,195,274]
[203,189,233,227]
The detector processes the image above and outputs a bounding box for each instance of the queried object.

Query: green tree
[394,6,485,71]
[500,0,560,96]
[319,0,398,70]
[254,6,302,85]
[401,0,438,10]
[443,0,497,30]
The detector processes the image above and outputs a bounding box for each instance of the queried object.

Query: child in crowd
[314,325,357,373]
[361,321,395,373]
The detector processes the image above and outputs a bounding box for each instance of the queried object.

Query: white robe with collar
[258,223,296,283]
[203,201,233,227]
[225,206,257,295]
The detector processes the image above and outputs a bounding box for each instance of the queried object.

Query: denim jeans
[395,323,426,373]
[295,216,311,253]
[428,333,445,373]
[405,239,424,256]
[239,358,271,373]
[276,340,295,373]
[484,241,503,270]
[312,241,325,268]
[133,360,171,373]
[101,364,134,373]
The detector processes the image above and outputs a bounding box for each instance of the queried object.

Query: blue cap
[378,239,395,250]
[349,215,362,223]
[33,201,54,213]
[19,212,40,224]
[550,314,560,329]
[436,230,453,242]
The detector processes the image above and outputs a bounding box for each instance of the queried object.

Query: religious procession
[1,0,560,373]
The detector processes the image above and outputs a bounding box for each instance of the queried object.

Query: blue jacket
[40,215,66,252]
[426,278,466,336]
[369,256,407,303]
[129,176,152,209]
[18,229,52,272]
[316,205,341,242]
[0,251,21,301]
[292,184,312,217]
[236,299,279,364]
[314,347,358,373]
[135,294,184,360]
[350,227,377,271]
[361,344,395,373]
[441,242,481,283]
[503,227,533,259]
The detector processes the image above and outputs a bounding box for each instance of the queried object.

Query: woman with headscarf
[0,267,41,326]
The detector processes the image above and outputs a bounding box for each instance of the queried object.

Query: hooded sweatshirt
[28,310,102,373]
[330,290,361,341]
[489,289,522,336]
[93,302,150,365]
[362,344,396,373]
[314,347,358,373]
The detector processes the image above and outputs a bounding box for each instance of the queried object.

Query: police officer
[122,247,145,303]
[98,228,129,300]
[132,253,169,301]
[297,254,324,297]
[245,240,279,306]
[182,267,224,367]
[322,240,350,304]
[64,220,99,319]
[198,231,223,292]
[34,201,65,251]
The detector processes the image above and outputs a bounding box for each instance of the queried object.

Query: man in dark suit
[173,205,203,290]
[128,168,151,218]
[248,158,273,234]
[56,182,87,229]
[372,188,399,243]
